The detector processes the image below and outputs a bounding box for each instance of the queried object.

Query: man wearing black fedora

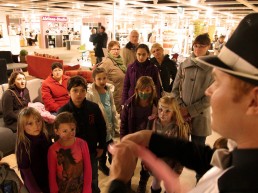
[107,13,258,193]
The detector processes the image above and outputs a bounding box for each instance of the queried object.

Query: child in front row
[147,96,190,193]
[86,67,119,176]
[48,112,92,193]
[120,76,158,193]
[16,107,52,193]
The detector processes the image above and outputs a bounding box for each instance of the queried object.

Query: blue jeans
[90,153,100,193]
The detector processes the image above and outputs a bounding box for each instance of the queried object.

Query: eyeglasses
[193,44,208,49]
[110,48,120,51]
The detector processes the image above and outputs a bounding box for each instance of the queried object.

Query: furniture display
[26,55,81,79]
[65,69,93,83]
[45,35,70,48]
[0,78,43,156]
[0,51,28,73]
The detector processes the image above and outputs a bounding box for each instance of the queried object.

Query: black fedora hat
[197,13,258,85]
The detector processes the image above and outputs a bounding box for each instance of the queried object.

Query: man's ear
[246,87,258,115]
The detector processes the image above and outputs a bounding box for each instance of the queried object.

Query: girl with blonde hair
[147,96,190,193]
[16,107,52,193]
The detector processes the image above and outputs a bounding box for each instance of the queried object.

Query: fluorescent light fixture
[2,3,18,7]
[191,0,198,5]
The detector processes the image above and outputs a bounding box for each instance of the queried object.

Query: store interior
[0,1,257,192]
[0,0,256,58]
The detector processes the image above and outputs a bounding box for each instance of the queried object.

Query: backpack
[0,163,28,193]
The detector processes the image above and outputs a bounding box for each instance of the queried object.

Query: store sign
[42,16,67,22]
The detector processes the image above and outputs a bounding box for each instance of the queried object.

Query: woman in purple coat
[122,44,161,105]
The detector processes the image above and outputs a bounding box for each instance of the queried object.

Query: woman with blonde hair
[99,40,126,113]
[16,107,52,193]
[150,43,177,96]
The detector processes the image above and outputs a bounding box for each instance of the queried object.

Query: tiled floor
[2,131,220,193]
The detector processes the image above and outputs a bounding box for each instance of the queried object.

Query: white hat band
[218,46,258,76]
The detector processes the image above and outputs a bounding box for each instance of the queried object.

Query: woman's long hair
[8,71,26,88]
[159,96,190,140]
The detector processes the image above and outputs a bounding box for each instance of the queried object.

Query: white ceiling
[0,0,256,23]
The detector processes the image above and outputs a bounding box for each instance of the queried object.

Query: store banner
[42,16,67,22]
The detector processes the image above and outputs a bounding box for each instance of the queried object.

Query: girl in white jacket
[86,67,119,176]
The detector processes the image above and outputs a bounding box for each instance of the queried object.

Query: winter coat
[41,75,70,112]
[99,57,125,113]
[150,54,178,93]
[122,59,161,104]
[172,53,214,137]
[121,42,138,67]
[2,86,30,132]
[86,83,119,141]
[120,96,157,138]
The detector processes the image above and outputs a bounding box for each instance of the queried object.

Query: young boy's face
[55,123,76,141]
[69,85,87,108]
[94,72,107,88]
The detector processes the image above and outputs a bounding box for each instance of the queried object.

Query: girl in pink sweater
[48,112,92,193]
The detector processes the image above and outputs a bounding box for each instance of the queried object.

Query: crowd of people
[1,13,258,193]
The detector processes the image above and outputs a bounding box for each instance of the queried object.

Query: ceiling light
[190,0,198,5]
[3,3,17,7]
[206,8,213,18]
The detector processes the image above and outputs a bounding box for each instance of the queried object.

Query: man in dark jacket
[93,26,108,63]
[58,75,106,193]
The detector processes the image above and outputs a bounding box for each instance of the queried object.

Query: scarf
[108,53,127,73]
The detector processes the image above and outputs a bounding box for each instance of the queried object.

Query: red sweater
[48,137,92,193]
[41,75,70,112]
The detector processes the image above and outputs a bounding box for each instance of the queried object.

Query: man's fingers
[136,145,182,193]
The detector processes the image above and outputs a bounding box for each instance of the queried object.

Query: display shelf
[62,35,69,47]
[45,35,56,48]
[45,34,70,48]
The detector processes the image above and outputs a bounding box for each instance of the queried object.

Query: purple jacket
[121,59,161,104]
[120,96,157,139]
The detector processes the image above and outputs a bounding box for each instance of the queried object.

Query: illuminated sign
[42,16,67,22]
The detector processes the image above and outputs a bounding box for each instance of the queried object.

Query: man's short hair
[67,75,87,91]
